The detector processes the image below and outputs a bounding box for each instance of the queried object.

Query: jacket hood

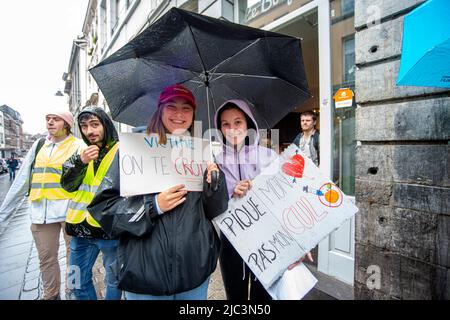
[214,99,259,148]
[77,106,119,149]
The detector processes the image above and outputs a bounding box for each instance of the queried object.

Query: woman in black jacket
[88,84,228,300]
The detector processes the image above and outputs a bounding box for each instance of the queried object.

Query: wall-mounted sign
[333,88,354,108]
[246,0,294,22]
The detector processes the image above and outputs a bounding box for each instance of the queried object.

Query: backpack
[26,138,46,196]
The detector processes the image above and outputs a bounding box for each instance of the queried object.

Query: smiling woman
[160,98,195,135]
[85,83,229,300]
[147,84,197,145]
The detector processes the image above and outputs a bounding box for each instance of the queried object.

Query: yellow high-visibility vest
[29,136,80,201]
[66,143,119,227]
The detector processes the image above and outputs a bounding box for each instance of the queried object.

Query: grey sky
[0,0,88,134]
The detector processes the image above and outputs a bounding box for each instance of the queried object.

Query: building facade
[0,111,5,154]
[0,105,24,158]
[66,0,449,299]
[21,133,37,155]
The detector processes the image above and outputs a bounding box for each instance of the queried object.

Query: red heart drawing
[282,154,305,178]
[291,154,305,166]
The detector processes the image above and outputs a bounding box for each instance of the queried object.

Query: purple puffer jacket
[214,99,278,198]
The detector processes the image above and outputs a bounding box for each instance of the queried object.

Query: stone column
[354,0,450,299]
[198,0,234,20]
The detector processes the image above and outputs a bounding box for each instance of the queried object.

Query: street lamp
[73,35,87,50]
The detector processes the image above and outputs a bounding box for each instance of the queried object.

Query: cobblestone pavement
[0,172,226,300]
[207,263,227,300]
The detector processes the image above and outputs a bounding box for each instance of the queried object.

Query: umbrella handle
[210,170,219,192]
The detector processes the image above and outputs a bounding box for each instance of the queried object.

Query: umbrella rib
[139,59,205,93]
[178,79,209,92]
[186,24,208,74]
[140,57,202,77]
[210,73,311,97]
[185,79,205,85]
[206,36,310,93]
[207,38,262,74]
[210,73,278,81]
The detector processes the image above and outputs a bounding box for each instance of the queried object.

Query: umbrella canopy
[90,7,310,131]
[397,0,450,88]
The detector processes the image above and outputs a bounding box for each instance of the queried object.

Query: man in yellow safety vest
[61,106,121,300]
[0,109,85,300]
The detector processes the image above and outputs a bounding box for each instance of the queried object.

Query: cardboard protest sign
[213,143,359,289]
[119,133,210,196]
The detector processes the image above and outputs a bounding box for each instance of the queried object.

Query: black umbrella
[89,7,311,134]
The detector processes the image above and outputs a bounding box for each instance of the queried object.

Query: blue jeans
[8,168,15,181]
[69,237,122,300]
[124,277,210,300]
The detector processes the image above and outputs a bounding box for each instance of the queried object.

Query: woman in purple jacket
[214,99,278,300]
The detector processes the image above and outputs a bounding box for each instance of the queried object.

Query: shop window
[111,0,120,34]
[331,0,356,196]
[341,0,354,16]
[343,36,355,84]
[100,0,107,53]
[118,0,130,16]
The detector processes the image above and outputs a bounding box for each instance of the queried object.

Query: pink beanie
[46,109,74,128]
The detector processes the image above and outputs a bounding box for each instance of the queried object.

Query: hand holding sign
[287,252,314,270]
[156,184,187,213]
[233,180,252,198]
[119,133,211,196]
[81,145,100,164]
[206,163,219,185]
[214,143,359,292]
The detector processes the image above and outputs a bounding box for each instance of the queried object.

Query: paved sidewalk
[0,173,226,300]
[0,196,68,300]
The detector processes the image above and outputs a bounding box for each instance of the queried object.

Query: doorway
[273,8,320,150]
[266,0,356,286]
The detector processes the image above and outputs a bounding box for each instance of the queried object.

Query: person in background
[6,154,18,181]
[293,110,320,166]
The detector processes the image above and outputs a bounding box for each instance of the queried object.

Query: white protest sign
[213,143,359,289]
[119,133,211,196]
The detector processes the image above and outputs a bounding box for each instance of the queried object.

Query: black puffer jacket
[87,154,229,295]
[61,106,119,239]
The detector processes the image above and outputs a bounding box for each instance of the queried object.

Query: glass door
[318,0,356,285]
[237,0,356,285]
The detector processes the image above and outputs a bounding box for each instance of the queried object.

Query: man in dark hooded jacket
[61,106,122,300]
